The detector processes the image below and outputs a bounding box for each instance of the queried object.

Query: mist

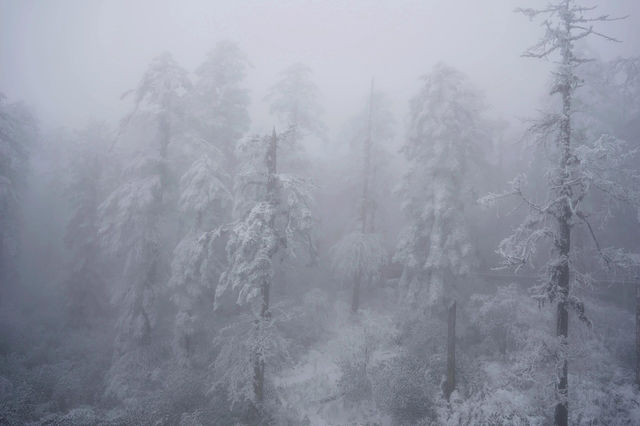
[1,0,640,425]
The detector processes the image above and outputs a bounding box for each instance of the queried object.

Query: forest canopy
[1,1,640,425]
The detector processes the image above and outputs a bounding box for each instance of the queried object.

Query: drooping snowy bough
[212,130,316,411]
[396,63,490,307]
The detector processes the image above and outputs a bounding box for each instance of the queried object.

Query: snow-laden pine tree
[481,3,640,425]
[266,63,326,152]
[331,82,391,313]
[99,52,191,400]
[168,152,232,365]
[396,63,488,307]
[168,41,250,365]
[212,129,316,412]
[63,123,112,327]
[0,94,37,298]
[192,40,251,170]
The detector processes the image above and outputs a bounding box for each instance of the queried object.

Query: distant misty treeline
[2,2,640,425]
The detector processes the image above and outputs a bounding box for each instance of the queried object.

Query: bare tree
[331,81,388,314]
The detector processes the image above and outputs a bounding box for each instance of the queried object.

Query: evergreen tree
[63,123,112,327]
[396,64,489,307]
[99,52,191,400]
[266,63,326,150]
[482,3,640,424]
[0,94,37,299]
[169,41,250,365]
[213,130,316,412]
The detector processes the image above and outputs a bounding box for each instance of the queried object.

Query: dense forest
[2,0,640,425]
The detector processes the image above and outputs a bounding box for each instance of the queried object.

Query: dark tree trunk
[253,279,270,405]
[636,282,640,387]
[554,32,572,425]
[553,126,571,426]
[253,130,278,406]
[444,300,456,401]
[352,80,375,315]
[351,271,361,314]
[359,79,374,235]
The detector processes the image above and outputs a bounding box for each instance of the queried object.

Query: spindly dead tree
[482,3,636,425]
[331,81,387,314]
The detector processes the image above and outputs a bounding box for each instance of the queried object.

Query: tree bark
[360,79,374,235]
[351,271,361,314]
[554,15,572,424]
[445,300,456,401]
[636,281,640,387]
[352,80,374,315]
[253,130,278,406]
[253,279,270,404]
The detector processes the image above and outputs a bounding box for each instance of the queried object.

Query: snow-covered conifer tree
[266,63,326,149]
[213,129,316,411]
[192,40,251,170]
[168,41,250,364]
[0,95,36,296]
[396,63,488,307]
[63,123,112,327]
[99,52,191,400]
[481,3,640,424]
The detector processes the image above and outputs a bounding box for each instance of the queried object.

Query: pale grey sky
[2,0,639,135]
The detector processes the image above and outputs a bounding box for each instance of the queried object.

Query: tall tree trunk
[636,277,640,386]
[360,79,374,234]
[253,278,270,404]
[554,14,572,424]
[254,129,278,405]
[352,80,374,315]
[554,219,570,426]
[444,300,456,401]
[351,271,361,313]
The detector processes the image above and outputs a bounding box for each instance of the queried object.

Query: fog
[5,0,638,130]
[1,0,640,424]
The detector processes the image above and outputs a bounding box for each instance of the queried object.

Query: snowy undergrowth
[274,302,398,425]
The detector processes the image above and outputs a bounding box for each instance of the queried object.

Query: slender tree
[332,81,389,313]
[213,129,316,411]
[482,3,638,424]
